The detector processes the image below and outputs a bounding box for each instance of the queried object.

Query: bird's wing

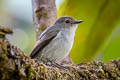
[30,27,59,58]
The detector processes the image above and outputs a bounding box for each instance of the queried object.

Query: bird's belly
[41,36,73,62]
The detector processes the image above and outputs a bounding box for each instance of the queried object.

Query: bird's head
[55,16,83,29]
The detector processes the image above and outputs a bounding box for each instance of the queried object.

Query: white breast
[41,29,75,62]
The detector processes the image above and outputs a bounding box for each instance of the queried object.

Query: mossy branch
[0,27,120,80]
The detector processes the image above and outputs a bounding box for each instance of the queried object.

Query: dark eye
[65,20,70,23]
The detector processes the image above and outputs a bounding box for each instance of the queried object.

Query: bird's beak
[73,20,83,24]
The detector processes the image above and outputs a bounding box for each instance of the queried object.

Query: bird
[30,16,83,62]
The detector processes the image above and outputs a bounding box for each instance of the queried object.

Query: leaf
[58,0,120,63]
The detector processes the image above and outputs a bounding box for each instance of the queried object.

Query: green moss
[39,24,46,31]
[36,11,48,20]
[99,69,105,75]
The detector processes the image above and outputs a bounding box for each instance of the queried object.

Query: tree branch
[32,0,57,40]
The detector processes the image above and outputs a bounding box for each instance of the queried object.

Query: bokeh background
[0,0,120,64]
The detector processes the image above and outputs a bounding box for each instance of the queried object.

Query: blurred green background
[0,0,120,64]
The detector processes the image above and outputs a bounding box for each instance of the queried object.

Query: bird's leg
[43,58,69,70]
[34,58,41,63]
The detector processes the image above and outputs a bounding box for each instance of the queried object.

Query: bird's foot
[43,58,69,71]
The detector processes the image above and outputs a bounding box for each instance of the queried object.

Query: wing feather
[30,27,59,58]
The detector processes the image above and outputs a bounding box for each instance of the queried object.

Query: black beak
[73,20,83,24]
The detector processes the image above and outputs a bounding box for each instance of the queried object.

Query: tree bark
[0,27,120,80]
[32,0,57,40]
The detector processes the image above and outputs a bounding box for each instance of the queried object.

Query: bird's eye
[65,20,70,23]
